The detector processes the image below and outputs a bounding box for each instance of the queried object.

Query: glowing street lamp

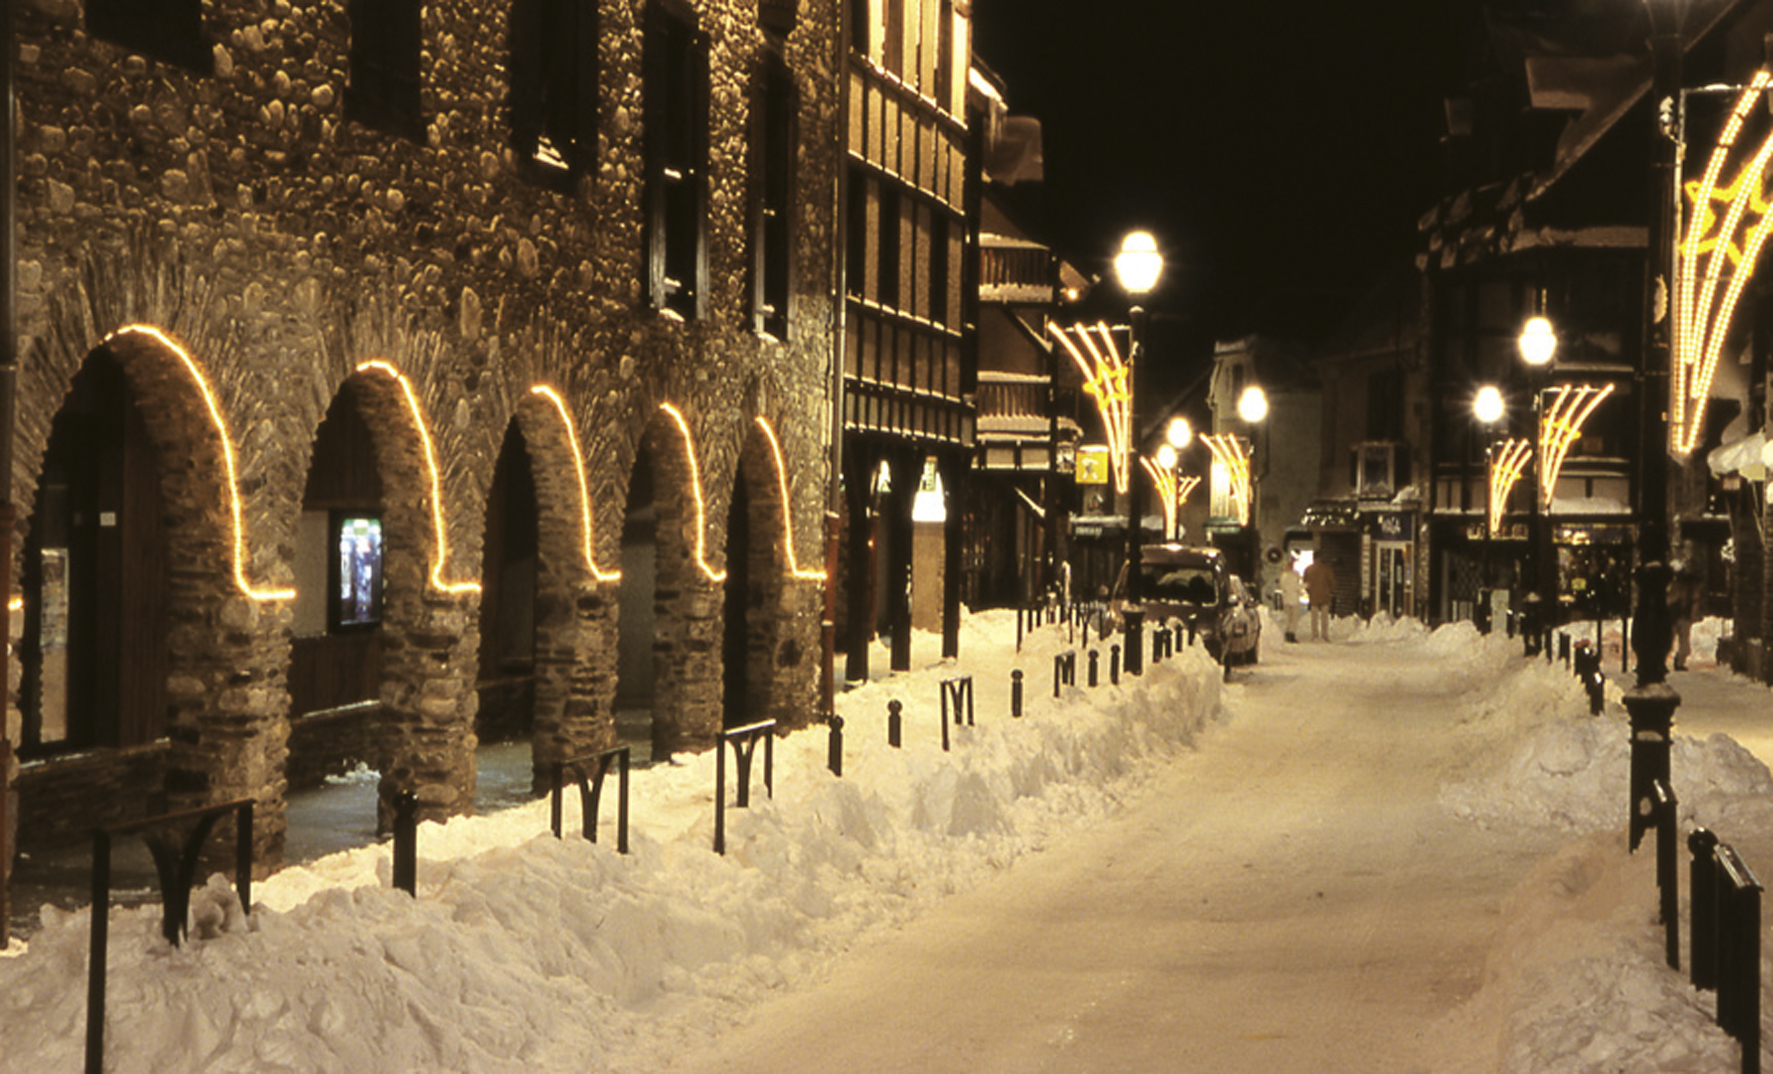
[1113,232,1163,631]
[1517,315,1555,653]
[1236,385,1269,425]
[1167,416,1192,451]
[1113,231,1164,296]
[1518,316,1557,368]
[1473,384,1506,426]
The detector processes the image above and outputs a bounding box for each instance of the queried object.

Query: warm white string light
[1674,69,1773,455]
[110,325,296,601]
[356,359,481,595]
[1488,438,1532,538]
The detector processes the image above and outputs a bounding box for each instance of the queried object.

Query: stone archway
[724,421,806,732]
[15,327,290,864]
[616,409,722,760]
[489,395,620,794]
[287,367,478,833]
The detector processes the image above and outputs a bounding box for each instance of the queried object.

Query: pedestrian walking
[1668,566,1701,671]
[1279,561,1303,643]
[1303,556,1336,641]
[1297,556,1333,638]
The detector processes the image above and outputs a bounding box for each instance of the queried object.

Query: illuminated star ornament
[1199,434,1252,526]
[1538,383,1615,508]
[1673,69,1773,456]
[1488,438,1532,538]
[1049,322,1133,494]
[1138,456,1201,540]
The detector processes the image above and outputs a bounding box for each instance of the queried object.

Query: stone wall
[10,0,839,863]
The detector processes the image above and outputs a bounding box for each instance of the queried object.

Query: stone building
[5,0,840,872]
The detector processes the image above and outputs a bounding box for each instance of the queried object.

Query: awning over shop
[1707,430,1766,482]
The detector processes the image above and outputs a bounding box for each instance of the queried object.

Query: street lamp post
[1237,384,1269,593]
[1114,232,1162,675]
[1166,416,1192,542]
[1624,0,1686,853]
[1518,315,1556,654]
[1474,384,1505,632]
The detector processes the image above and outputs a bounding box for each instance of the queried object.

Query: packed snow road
[666,633,1570,1074]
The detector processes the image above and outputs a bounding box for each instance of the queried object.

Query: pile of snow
[1442,832,1744,1073]
[0,611,1224,1073]
[3,610,1771,1072]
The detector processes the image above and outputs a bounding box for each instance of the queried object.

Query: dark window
[509,0,599,189]
[849,0,870,52]
[846,173,869,299]
[345,0,425,143]
[928,211,950,328]
[878,185,902,310]
[645,0,711,320]
[87,0,212,72]
[759,0,797,37]
[752,55,797,339]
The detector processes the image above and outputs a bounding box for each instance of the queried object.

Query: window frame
[509,0,600,191]
[643,0,712,320]
[751,52,798,340]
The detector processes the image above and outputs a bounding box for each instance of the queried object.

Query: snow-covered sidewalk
[1,611,1771,1072]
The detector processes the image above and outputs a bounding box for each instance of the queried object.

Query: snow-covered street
[4,611,1773,1071]
[666,627,1573,1073]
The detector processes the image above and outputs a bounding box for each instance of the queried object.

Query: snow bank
[0,610,1223,1073]
[1441,831,1742,1073]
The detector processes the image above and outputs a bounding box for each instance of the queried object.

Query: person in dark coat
[1668,567,1702,671]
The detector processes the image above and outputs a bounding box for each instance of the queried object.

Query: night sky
[970,1,1486,352]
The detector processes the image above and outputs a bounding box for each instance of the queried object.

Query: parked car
[1133,544,1262,665]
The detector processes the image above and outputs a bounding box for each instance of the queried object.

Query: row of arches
[13,324,823,861]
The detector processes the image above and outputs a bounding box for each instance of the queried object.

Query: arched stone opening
[483,402,619,796]
[15,332,289,865]
[286,370,476,833]
[616,412,721,761]
[723,424,807,732]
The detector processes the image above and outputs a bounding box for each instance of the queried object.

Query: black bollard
[1011,669,1024,718]
[1125,608,1145,676]
[1110,644,1120,685]
[392,790,418,897]
[1691,828,1720,991]
[1088,648,1099,687]
[828,715,844,777]
[887,699,902,749]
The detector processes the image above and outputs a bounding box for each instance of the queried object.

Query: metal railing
[714,721,775,856]
[86,798,256,1074]
[1649,779,1678,970]
[940,676,974,753]
[1053,650,1076,697]
[550,746,631,853]
[1689,829,1762,1074]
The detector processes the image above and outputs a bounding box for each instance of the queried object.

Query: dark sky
[970,1,1486,347]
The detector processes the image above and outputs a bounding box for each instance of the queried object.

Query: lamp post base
[1624,682,1680,853]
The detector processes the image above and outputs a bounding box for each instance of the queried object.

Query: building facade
[6,0,839,872]
[837,0,973,679]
